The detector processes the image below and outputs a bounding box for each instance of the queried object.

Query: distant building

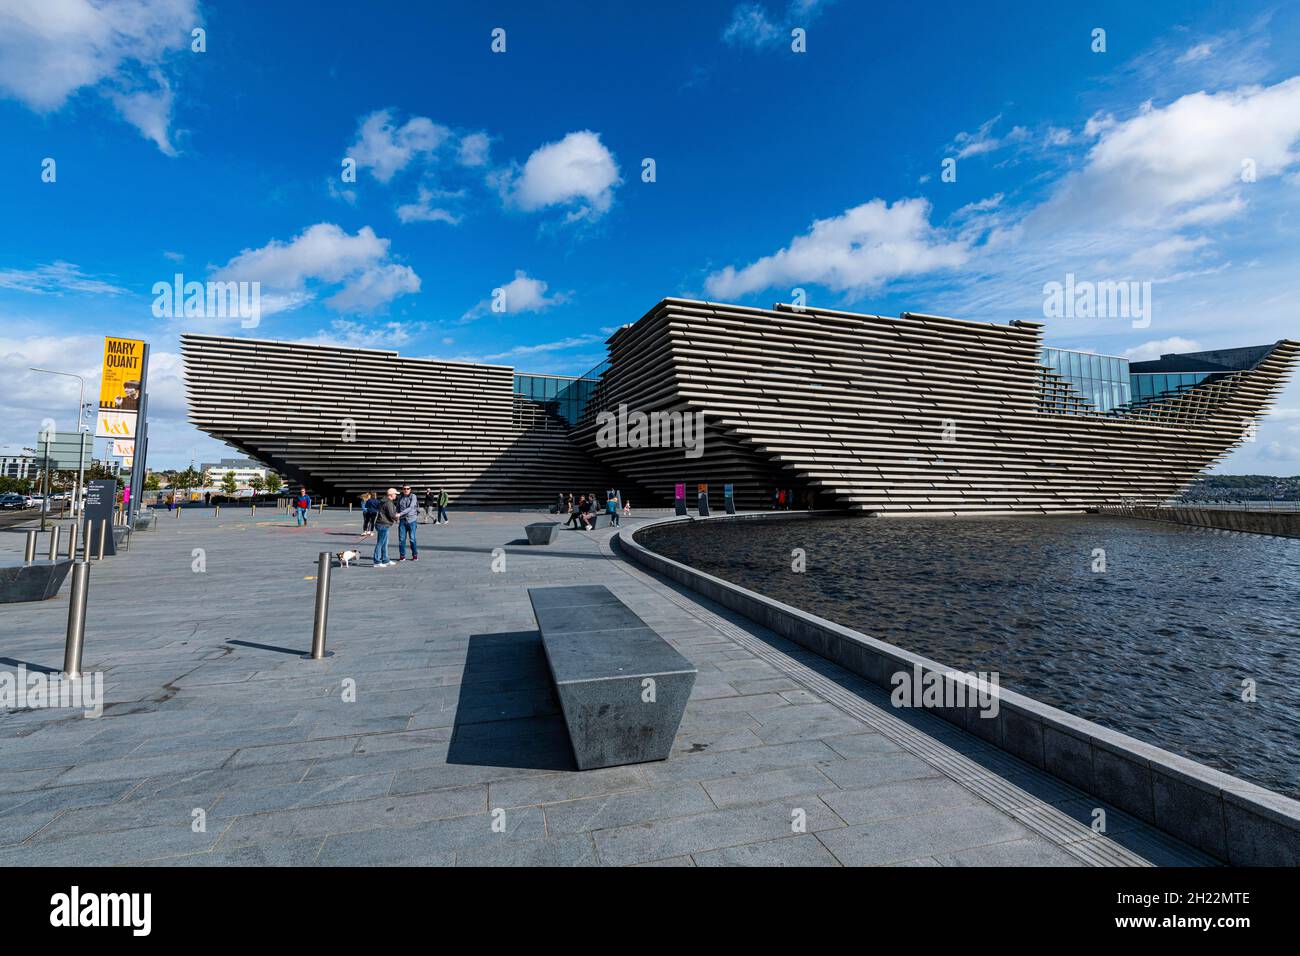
[202,458,269,487]
[0,445,38,480]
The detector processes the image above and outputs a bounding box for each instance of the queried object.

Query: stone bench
[525,522,560,545]
[528,585,696,770]
[0,559,73,603]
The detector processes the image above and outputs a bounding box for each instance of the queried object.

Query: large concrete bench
[528,585,696,770]
[0,559,72,603]
[525,522,560,545]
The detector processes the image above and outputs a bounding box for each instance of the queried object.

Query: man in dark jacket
[396,484,419,561]
[373,488,399,568]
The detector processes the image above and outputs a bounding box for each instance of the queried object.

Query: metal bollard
[67,521,78,559]
[48,526,60,561]
[310,551,331,659]
[251,504,256,518]
[96,519,107,560]
[63,560,89,679]
[82,520,91,558]
[24,529,37,563]
[215,505,220,518]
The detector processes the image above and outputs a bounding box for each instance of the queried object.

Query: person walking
[295,487,311,526]
[578,494,593,530]
[373,488,398,568]
[607,491,620,527]
[554,492,564,515]
[360,492,377,536]
[436,486,449,524]
[423,488,436,523]
[396,484,419,561]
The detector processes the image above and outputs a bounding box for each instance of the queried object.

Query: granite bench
[525,522,560,545]
[528,585,697,770]
[0,559,73,603]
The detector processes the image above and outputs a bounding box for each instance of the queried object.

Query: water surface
[640,514,1300,797]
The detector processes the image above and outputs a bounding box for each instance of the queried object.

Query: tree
[144,473,162,491]
[221,470,238,496]
[0,476,32,494]
[264,472,282,494]
[248,474,266,495]
[172,466,204,498]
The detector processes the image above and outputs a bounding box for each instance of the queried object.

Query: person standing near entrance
[607,491,620,527]
[360,492,377,536]
[396,484,419,561]
[423,487,436,523]
[437,486,449,524]
[373,488,398,567]
[295,487,311,526]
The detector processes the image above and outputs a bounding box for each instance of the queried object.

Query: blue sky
[2,0,1300,470]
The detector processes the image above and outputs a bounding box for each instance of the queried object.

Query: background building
[0,445,37,481]
[182,300,1299,512]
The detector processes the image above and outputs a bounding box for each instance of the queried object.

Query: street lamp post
[29,367,89,520]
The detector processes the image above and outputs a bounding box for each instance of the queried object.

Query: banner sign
[84,479,118,556]
[674,482,687,517]
[697,483,710,517]
[112,440,134,457]
[724,483,736,515]
[96,337,146,439]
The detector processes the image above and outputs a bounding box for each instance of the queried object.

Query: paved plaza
[0,508,1215,866]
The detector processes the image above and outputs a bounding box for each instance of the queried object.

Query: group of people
[359,485,449,568]
[557,489,629,530]
[772,487,814,510]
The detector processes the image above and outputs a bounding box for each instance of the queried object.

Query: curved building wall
[180,334,624,504]
[574,299,1299,514]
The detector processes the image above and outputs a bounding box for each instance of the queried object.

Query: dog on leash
[335,549,360,568]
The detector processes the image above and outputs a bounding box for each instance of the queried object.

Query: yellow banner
[96,337,145,438]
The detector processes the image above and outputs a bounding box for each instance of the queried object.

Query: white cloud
[495,130,622,223]
[457,131,491,167]
[461,270,566,321]
[1121,337,1203,362]
[722,1,835,48]
[949,115,1030,160]
[323,264,420,313]
[348,110,450,183]
[1177,43,1215,64]
[1028,77,1300,233]
[0,0,197,154]
[213,223,420,316]
[704,198,970,298]
[294,318,424,349]
[484,334,605,361]
[0,261,130,295]
[396,186,464,225]
[722,4,780,47]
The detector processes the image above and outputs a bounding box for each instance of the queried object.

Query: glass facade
[1041,348,1132,413]
[513,373,597,427]
[1130,372,1211,403]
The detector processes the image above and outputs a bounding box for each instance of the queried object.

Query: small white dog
[336,549,360,568]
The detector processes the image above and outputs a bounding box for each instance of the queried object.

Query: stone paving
[0,507,1215,866]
